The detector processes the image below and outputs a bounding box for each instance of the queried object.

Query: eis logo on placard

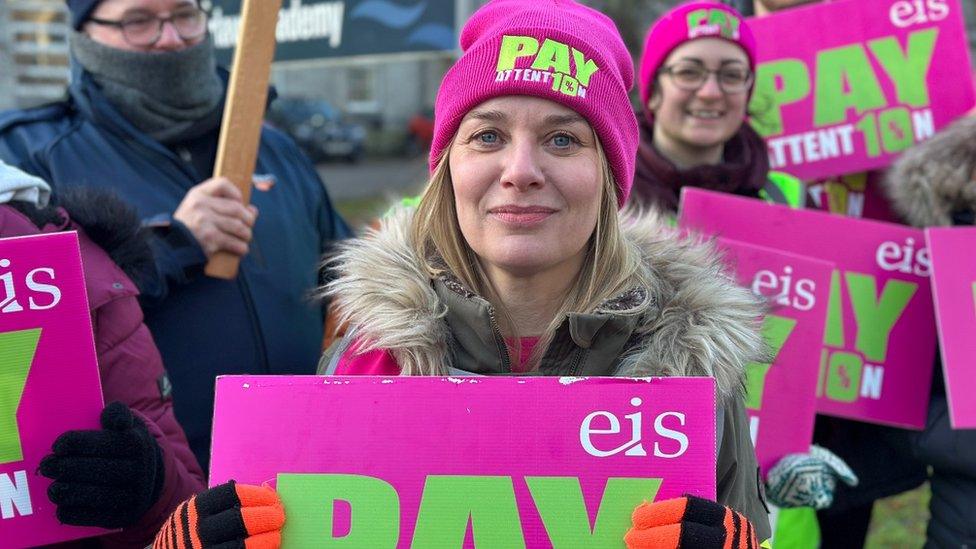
[579,398,689,459]
[876,237,930,276]
[0,257,62,313]
[495,35,600,98]
[889,0,949,28]
[751,265,817,311]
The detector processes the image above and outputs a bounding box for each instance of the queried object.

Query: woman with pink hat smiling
[153,1,772,547]
[634,3,865,546]
[633,1,804,213]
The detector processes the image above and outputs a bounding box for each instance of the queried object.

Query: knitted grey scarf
[69,31,223,144]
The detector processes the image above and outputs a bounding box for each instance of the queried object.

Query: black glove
[40,401,164,528]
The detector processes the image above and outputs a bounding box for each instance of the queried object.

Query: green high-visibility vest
[760,171,805,208]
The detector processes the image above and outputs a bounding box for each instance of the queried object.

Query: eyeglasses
[658,63,754,94]
[88,7,208,47]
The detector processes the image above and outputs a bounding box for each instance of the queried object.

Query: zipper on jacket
[236,270,271,374]
[486,305,512,373]
[568,347,588,376]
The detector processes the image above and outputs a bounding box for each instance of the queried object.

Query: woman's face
[449,96,603,279]
[650,38,751,152]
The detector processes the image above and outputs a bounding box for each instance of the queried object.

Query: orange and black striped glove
[153,481,284,549]
[624,495,759,549]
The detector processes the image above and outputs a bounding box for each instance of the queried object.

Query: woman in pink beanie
[633,1,803,212]
[635,1,866,544]
[153,1,770,547]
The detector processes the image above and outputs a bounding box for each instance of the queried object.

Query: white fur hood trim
[323,207,766,399]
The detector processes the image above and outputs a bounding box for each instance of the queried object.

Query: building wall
[269,53,452,130]
[0,0,69,110]
[0,0,972,120]
[0,3,17,111]
[265,0,477,132]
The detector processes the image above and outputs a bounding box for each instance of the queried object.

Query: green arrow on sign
[0,328,41,464]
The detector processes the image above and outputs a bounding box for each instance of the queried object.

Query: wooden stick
[205,0,283,279]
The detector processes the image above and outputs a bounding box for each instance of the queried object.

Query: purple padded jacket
[1,202,205,548]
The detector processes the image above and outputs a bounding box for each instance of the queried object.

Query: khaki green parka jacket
[320,207,772,540]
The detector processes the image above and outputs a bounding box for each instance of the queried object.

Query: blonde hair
[411,137,649,370]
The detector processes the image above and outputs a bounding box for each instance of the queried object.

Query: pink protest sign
[679,188,935,428]
[748,0,975,180]
[211,376,715,547]
[717,238,833,474]
[0,232,106,547]
[925,227,976,428]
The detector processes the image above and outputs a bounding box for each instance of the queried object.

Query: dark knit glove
[39,401,164,528]
[625,495,760,549]
[154,481,284,549]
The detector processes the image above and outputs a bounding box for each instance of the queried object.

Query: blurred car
[405,107,434,156]
[267,98,366,163]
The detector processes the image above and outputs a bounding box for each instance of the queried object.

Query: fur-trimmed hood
[8,186,155,288]
[324,207,766,399]
[884,115,976,228]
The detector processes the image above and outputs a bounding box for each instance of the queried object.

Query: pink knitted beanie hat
[431,0,638,207]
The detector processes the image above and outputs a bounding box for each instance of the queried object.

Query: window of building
[3,1,70,107]
[346,66,378,114]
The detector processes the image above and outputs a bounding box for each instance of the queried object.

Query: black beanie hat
[66,0,101,30]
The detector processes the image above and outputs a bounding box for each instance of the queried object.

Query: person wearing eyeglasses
[0,0,351,507]
[633,1,803,212]
[633,3,865,545]
[82,0,209,51]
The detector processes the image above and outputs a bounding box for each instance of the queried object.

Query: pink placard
[717,238,833,474]
[748,0,975,180]
[679,188,935,428]
[210,376,716,547]
[925,227,976,428]
[0,232,106,547]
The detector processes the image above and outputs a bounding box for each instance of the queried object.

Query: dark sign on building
[205,0,457,64]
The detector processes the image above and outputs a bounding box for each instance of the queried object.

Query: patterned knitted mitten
[766,444,858,509]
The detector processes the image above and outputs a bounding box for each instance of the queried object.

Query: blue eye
[477,131,499,144]
[551,134,574,148]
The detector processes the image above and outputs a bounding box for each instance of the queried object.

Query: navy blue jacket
[0,67,351,469]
